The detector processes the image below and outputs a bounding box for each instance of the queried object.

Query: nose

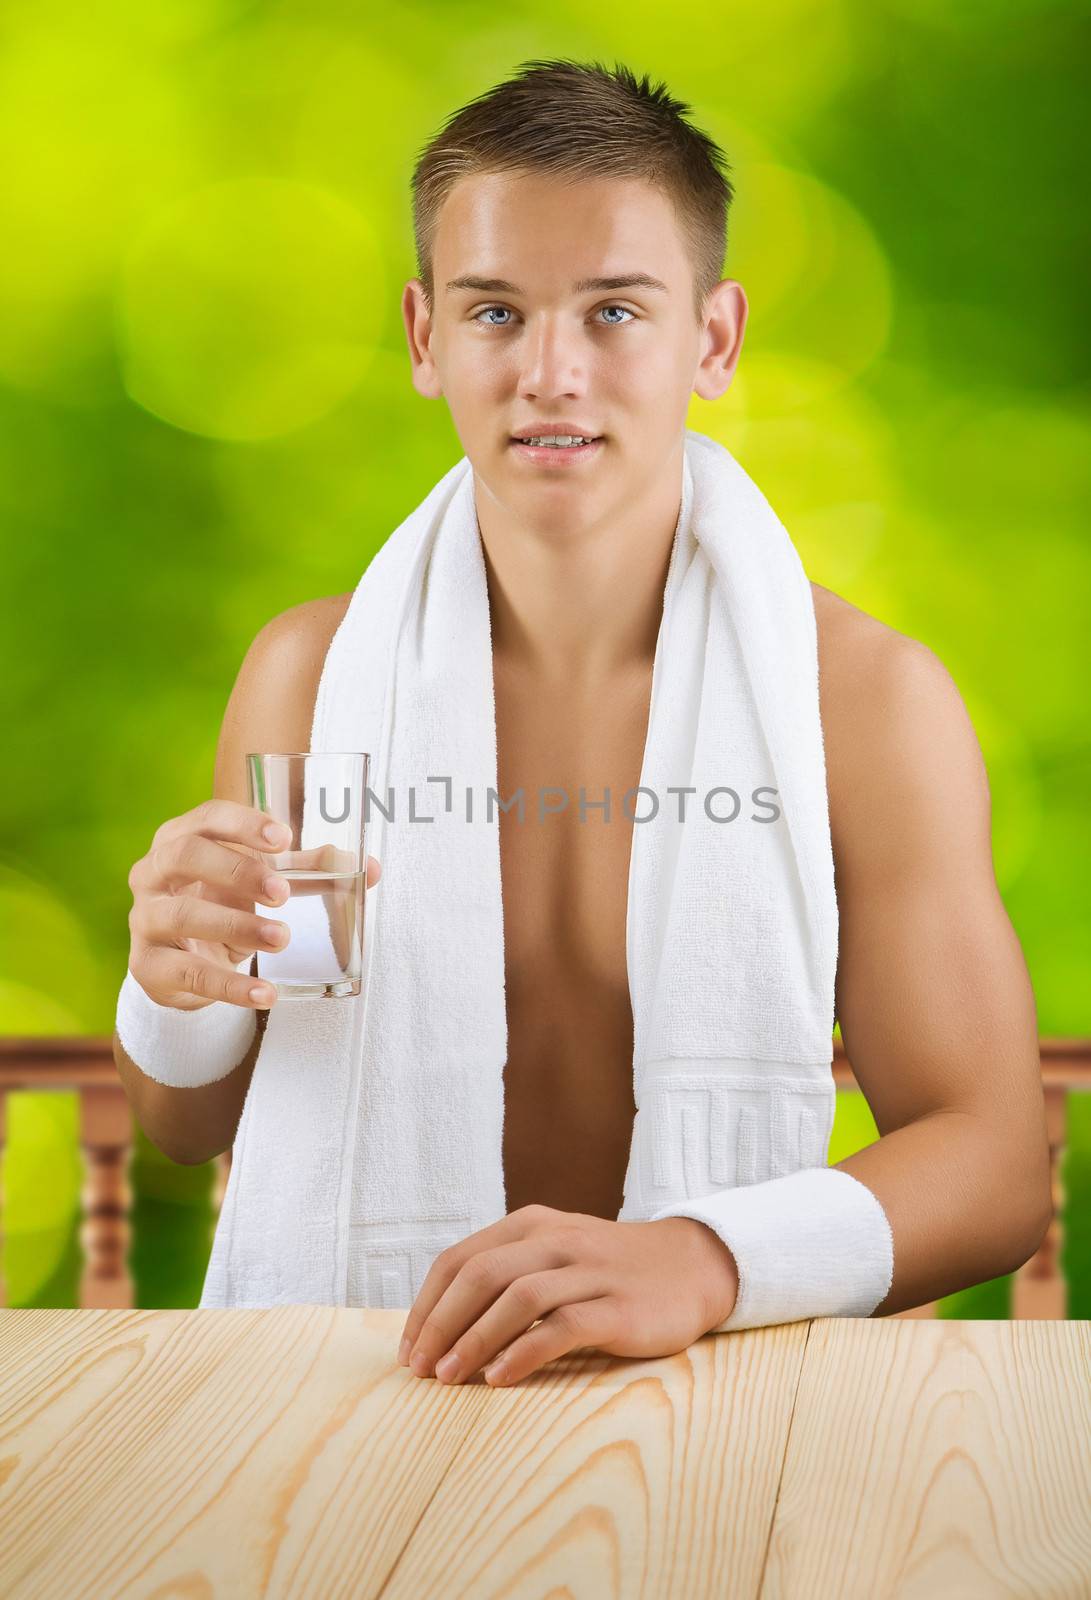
[516,312,587,401]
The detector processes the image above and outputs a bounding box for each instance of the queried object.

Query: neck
[474,443,685,687]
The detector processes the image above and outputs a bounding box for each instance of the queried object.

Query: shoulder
[810,579,925,684]
[810,579,974,736]
[256,590,355,732]
[251,591,353,665]
[216,593,354,782]
[809,581,991,876]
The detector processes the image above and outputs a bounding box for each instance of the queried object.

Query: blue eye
[473,304,636,327]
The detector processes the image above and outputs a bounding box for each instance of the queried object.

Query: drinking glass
[247,751,370,999]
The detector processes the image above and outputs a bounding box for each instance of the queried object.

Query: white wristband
[115,962,260,1089]
[651,1166,895,1332]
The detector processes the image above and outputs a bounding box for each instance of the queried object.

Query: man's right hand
[125,798,381,1011]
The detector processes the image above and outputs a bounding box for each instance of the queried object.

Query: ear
[693,279,748,403]
[402,279,444,400]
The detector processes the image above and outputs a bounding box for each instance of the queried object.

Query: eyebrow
[444,273,670,296]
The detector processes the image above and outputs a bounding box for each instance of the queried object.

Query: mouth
[508,433,605,466]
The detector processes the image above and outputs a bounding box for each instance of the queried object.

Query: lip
[510,422,602,439]
[509,436,605,467]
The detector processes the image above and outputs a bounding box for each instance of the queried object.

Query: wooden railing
[0,1038,1087,1314]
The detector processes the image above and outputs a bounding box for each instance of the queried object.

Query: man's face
[403,170,742,533]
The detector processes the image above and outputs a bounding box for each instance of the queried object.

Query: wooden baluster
[78,1086,134,1309]
[1012,1084,1067,1320]
[0,1089,7,1308]
[213,1147,232,1214]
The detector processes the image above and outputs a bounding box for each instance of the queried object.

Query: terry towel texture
[198,428,894,1328]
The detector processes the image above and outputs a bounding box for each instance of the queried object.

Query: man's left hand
[396,1205,739,1387]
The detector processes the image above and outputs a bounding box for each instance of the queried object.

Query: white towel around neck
[199,427,839,1310]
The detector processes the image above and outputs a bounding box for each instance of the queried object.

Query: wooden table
[2,1309,1089,1599]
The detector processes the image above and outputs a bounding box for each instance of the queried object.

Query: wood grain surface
[1,1310,1088,1599]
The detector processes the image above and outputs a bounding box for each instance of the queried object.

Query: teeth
[518,435,594,447]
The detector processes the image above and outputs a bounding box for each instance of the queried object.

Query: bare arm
[113,1006,265,1167]
[112,596,351,1165]
[822,621,1052,1314]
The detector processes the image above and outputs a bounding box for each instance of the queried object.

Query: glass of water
[247,751,370,999]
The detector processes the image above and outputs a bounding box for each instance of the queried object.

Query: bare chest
[488,585,851,1219]
[493,661,654,1219]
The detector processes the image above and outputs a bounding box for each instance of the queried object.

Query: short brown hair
[411,57,734,326]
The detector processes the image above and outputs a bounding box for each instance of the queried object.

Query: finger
[438,1266,607,1386]
[397,1206,557,1360]
[245,843,379,882]
[137,829,288,910]
[407,1244,587,1381]
[484,1296,621,1387]
[144,891,290,958]
[138,941,275,1009]
[263,845,378,896]
[183,872,274,918]
[181,837,284,914]
[260,842,333,890]
[165,798,292,848]
[128,868,276,951]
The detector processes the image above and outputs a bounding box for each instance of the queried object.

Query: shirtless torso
[190,536,1047,1320]
[492,647,652,1217]
[492,585,880,1217]
[248,580,884,1220]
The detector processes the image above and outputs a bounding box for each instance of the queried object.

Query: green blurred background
[1,1,1087,1316]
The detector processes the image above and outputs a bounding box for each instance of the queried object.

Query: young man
[116,60,1051,1386]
